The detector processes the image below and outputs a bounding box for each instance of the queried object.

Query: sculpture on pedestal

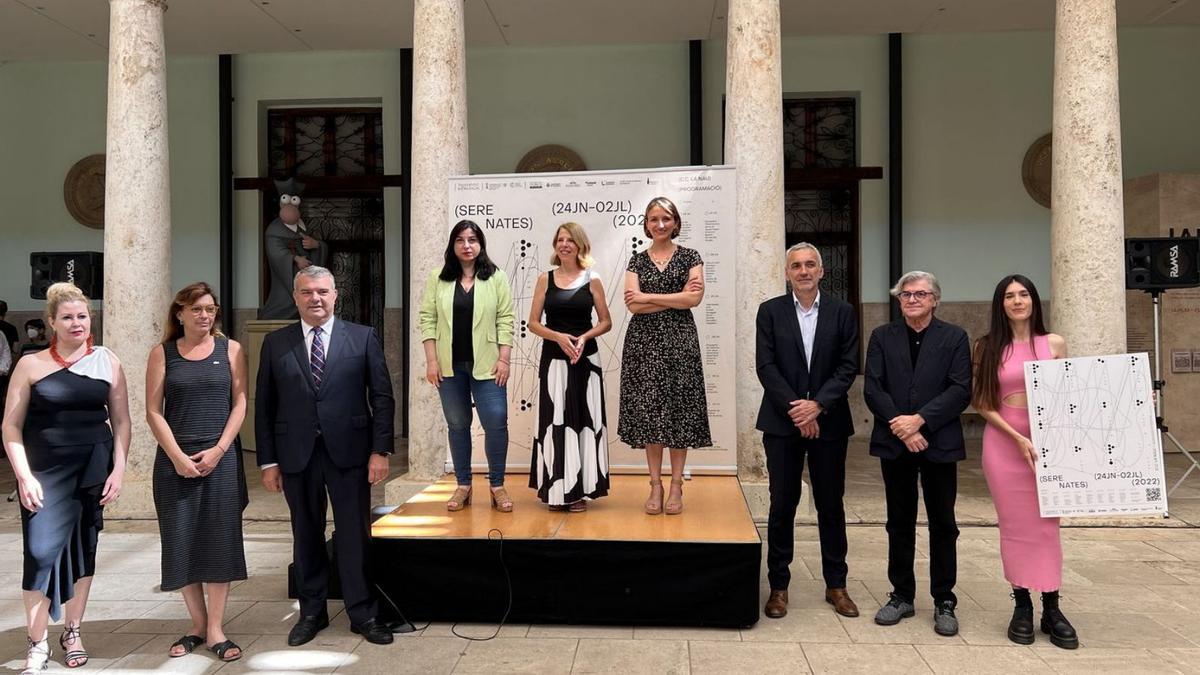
[258,178,328,320]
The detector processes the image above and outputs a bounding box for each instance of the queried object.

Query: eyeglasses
[898,291,933,301]
[188,305,219,316]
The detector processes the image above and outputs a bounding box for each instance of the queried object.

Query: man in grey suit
[258,178,328,320]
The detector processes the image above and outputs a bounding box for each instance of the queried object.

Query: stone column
[404,0,468,484]
[104,0,171,517]
[725,0,785,482]
[1050,0,1126,356]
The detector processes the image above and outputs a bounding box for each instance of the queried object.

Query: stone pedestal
[103,0,171,518]
[1050,0,1127,357]
[725,0,785,481]
[401,0,468,491]
[241,319,294,452]
[1124,173,1200,451]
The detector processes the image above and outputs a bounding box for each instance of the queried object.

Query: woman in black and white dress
[146,282,248,663]
[528,222,612,511]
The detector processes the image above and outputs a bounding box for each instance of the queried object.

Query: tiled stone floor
[0,441,1196,672]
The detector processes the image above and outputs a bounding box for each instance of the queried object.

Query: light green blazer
[419,267,514,379]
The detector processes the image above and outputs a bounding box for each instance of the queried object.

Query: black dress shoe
[287,613,330,647]
[351,618,395,645]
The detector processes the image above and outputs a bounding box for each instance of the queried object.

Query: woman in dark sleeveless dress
[620,197,711,515]
[2,282,130,673]
[146,282,248,662]
[528,223,613,511]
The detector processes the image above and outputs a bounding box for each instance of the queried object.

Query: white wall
[0,56,218,311]
[467,43,691,175]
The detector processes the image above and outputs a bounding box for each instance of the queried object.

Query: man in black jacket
[863,270,971,637]
[756,243,860,619]
[257,266,395,646]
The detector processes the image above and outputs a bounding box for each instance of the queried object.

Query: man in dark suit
[257,266,395,646]
[863,270,971,637]
[756,243,860,620]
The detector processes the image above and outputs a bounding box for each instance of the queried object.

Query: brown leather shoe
[825,588,859,617]
[764,590,789,619]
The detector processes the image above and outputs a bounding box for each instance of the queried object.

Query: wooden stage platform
[368,475,762,628]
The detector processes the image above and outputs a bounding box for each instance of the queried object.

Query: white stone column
[104,0,171,517]
[1051,0,1127,356]
[405,0,467,483]
[725,0,785,482]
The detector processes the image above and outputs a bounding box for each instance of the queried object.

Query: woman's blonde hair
[548,222,595,268]
[45,282,90,323]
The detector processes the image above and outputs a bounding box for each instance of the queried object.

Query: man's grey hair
[889,270,941,299]
[785,242,822,268]
[294,265,336,290]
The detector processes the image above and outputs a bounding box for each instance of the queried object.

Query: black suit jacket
[755,292,859,439]
[863,317,972,462]
[255,319,395,473]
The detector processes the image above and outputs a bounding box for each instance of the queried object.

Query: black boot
[1041,591,1079,650]
[1007,588,1035,645]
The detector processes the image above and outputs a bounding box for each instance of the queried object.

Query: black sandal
[209,639,242,662]
[59,625,87,669]
[169,634,205,658]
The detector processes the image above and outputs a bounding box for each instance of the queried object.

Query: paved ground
[0,442,1196,673]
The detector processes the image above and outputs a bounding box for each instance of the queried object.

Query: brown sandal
[645,479,664,515]
[568,500,588,513]
[490,487,513,512]
[446,486,472,512]
[665,479,684,515]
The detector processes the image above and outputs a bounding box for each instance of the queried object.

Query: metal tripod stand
[1149,290,1200,496]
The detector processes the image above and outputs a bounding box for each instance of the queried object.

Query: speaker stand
[1148,291,1200,497]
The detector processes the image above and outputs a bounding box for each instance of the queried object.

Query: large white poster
[445,166,738,474]
[1026,352,1167,517]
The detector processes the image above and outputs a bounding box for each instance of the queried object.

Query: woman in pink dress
[972,274,1077,650]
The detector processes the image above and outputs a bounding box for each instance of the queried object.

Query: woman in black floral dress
[619,196,711,515]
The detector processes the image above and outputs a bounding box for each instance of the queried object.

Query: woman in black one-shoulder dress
[1,283,130,673]
[147,282,248,662]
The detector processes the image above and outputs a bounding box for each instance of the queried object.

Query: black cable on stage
[452,528,513,642]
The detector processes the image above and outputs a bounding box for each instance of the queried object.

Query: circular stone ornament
[516,144,586,173]
[63,154,107,229]
[1022,133,1052,209]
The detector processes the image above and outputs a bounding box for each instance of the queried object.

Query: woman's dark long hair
[439,219,498,281]
[162,281,225,344]
[972,274,1048,411]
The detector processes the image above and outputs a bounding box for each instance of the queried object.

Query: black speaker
[30,252,104,300]
[1125,237,1200,291]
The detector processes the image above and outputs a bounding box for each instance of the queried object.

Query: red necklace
[49,334,95,368]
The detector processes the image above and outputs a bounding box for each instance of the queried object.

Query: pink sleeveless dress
[981,335,1062,592]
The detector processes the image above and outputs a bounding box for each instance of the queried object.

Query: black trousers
[764,433,848,591]
[282,437,377,624]
[879,452,959,605]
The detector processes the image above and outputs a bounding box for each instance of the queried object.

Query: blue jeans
[438,361,509,487]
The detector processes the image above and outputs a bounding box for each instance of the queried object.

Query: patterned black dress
[152,338,247,591]
[21,352,114,621]
[618,247,712,449]
[529,269,609,505]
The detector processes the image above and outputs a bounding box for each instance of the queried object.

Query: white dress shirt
[301,316,336,362]
[793,291,820,370]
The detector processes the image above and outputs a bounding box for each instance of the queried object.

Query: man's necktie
[310,325,325,388]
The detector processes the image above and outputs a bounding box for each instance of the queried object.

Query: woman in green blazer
[420,220,516,512]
